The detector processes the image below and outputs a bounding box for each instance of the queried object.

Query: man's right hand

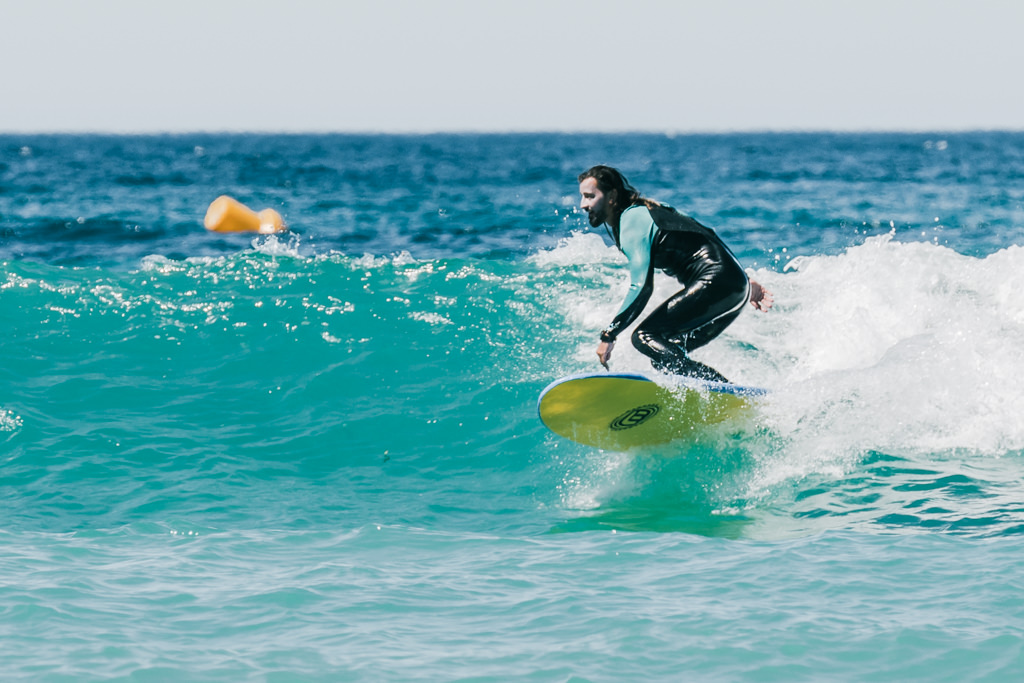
[749,279,774,312]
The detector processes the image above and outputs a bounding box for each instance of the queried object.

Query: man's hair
[577,165,642,218]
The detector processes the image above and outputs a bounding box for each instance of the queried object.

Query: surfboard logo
[610,404,660,431]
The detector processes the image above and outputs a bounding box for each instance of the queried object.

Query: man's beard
[587,207,607,227]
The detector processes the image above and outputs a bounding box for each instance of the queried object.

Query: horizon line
[2,126,1023,137]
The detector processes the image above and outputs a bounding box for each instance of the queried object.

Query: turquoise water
[3,133,1024,680]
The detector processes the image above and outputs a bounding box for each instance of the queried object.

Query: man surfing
[579,165,773,382]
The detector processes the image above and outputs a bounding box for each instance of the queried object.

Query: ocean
[3,132,1024,680]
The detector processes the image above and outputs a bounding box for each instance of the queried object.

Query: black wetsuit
[600,202,749,382]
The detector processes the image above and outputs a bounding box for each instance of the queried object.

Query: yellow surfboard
[538,372,766,450]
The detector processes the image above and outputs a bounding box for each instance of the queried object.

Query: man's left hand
[596,340,615,369]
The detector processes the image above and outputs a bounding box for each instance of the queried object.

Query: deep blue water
[3,132,1024,680]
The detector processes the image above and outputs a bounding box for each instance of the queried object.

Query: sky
[2,0,1022,133]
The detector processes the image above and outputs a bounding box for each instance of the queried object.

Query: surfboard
[537,372,767,450]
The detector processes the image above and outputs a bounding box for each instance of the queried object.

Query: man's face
[579,177,609,227]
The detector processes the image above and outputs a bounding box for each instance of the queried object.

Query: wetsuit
[600,202,749,382]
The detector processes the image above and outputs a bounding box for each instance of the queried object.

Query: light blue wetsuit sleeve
[601,205,659,342]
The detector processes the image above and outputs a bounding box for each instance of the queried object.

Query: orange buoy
[204,195,285,234]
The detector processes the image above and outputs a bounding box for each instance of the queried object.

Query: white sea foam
[743,235,1024,505]
[252,233,304,259]
[540,231,1024,506]
[0,408,22,432]
[526,230,618,267]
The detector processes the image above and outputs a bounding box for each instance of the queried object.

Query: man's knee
[631,326,655,354]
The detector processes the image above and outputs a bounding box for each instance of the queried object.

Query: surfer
[578,165,773,382]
